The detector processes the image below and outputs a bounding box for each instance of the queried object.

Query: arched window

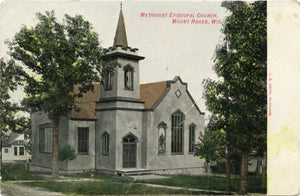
[104,71,113,90]
[158,121,167,154]
[171,110,185,154]
[102,132,110,155]
[189,124,196,153]
[124,64,134,90]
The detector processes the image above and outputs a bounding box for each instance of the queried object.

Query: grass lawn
[2,164,266,195]
[1,164,44,181]
[23,181,223,195]
[139,174,266,194]
[70,172,266,194]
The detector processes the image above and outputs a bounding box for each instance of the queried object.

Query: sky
[0,0,227,120]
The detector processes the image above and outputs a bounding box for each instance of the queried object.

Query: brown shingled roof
[140,81,168,109]
[69,81,168,119]
[70,83,100,120]
[69,77,203,120]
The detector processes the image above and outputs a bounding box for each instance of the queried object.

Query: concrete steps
[115,169,153,176]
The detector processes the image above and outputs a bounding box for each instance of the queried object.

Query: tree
[196,115,226,165]
[0,59,27,134]
[0,58,28,175]
[202,1,267,194]
[196,128,226,173]
[7,11,104,175]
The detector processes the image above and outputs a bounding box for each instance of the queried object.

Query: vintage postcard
[0,0,298,195]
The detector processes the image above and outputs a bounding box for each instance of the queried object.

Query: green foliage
[195,128,226,163]
[203,0,267,155]
[0,59,28,134]
[7,10,105,174]
[202,1,267,194]
[58,144,76,162]
[7,10,104,120]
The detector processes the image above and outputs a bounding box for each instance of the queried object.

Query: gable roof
[140,81,168,109]
[70,83,100,120]
[1,133,27,147]
[69,77,203,120]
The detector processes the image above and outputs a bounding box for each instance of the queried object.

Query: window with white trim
[14,147,18,156]
[19,146,25,156]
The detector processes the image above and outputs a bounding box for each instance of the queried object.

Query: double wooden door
[123,134,137,168]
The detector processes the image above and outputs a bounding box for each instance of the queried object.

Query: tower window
[104,71,113,90]
[171,110,185,154]
[124,65,134,90]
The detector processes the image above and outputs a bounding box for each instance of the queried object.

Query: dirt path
[1,182,64,196]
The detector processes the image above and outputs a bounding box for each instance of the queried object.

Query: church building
[31,8,206,175]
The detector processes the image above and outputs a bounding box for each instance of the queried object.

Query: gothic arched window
[171,110,185,154]
[189,123,196,153]
[102,132,110,155]
[124,64,134,90]
[158,121,167,154]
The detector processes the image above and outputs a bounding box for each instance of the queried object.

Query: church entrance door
[123,134,137,168]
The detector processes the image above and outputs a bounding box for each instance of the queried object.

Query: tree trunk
[52,118,59,176]
[256,156,261,175]
[225,146,231,194]
[239,152,249,195]
[0,134,2,181]
[261,156,266,191]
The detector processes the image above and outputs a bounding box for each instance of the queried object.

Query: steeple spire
[113,3,128,48]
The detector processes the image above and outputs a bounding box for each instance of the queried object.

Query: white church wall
[65,119,96,172]
[145,78,206,175]
[115,109,143,170]
[30,111,54,171]
[95,110,117,170]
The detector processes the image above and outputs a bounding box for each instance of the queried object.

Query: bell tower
[96,5,145,170]
[99,5,144,102]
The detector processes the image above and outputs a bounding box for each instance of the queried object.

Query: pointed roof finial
[120,2,122,9]
[113,3,128,48]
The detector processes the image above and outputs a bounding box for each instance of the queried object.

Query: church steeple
[113,3,128,48]
[100,4,144,102]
